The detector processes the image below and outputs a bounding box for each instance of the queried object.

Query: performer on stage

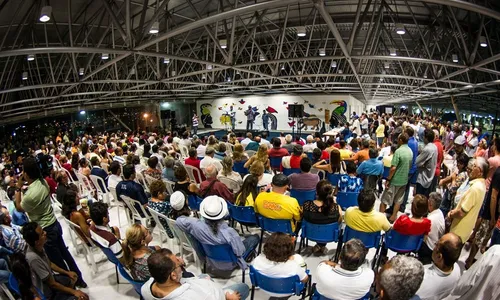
[229,105,236,131]
[262,109,269,131]
[244,105,255,131]
[192,111,199,135]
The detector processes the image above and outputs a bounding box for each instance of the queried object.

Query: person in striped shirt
[0,206,27,253]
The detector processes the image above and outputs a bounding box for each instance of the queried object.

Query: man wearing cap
[254,174,302,233]
[0,206,26,253]
[176,195,259,271]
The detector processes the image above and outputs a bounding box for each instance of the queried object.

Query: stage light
[149,22,159,34]
[384,62,390,69]
[480,36,487,48]
[163,57,170,64]
[319,48,326,56]
[219,39,227,49]
[395,23,405,35]
[22,72,28,80]
[102,53,109,60]
[389,48,397,56]
[331,61,337,68]
[259,55,266,61]
[39,6,52,22]
[452,54,458,63]
[143,113,149,118]
[296,26,306,37]
[80,110,86,115]
[79,68,84,75]
[27,54,35,61]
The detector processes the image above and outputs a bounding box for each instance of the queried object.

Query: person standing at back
[415,129,438,197]
[14,157,86,287]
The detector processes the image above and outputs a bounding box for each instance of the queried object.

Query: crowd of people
[0,109,498,300]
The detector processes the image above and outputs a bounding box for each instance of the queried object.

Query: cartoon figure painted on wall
[263,106,278,130]
[329,100,348,128]
[200,103,213,128]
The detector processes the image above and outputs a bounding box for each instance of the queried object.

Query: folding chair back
[89,175,110,204]
[218,177,241,193]
[233,161,249,175]
[162,179,175,195]
[183,164,203,184]
[135,172,150,192]
[384,230,424,253]
[65,219,99,273]
[227,202,258,226]
[282,168,300,176]
[249,266,307,300]
[117,264,144,297]
[120,195,153,226]
[290,189,316,206]
[336,192,359,211]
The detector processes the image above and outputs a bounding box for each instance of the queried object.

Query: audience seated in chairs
[148,180,176,239]
[356,148,384,190]
[268,138,289,158]
[90,156,108,190]
[184,147,205,182]
[106,161,122,190]
[173,166,197,196]
[243,161,273,189]
[393,194,431,236]
[303,180,342,256]
[116,164,149,218]
[234,175,259,207]
[313,148,345,174]
[0,206,27,253]
[377,255,424,300]
[22,221,89,300]
[195,165,234,203]
[344,189,391,233]
[254,174,301,234]
[418,192,445,265]
[214,143,227,160]
[176,195,259,272]
[244,144,271,172]
[217,157,243,191]
[252,232,308,299]
[10,252,44,299]
[161,157,177,182]
[337,161,364,194]
[141,248,249,300]
[414,233,462,300]
[315,239,374,299]
[144,157,162,180]
[62,189,92,245]
[55,170,79,204]
[285,145,306,169]
[122,223,161,282]
[200,148,223,172]
[89,202,123,263]
[288,157,319,191]
[231,144,249,163]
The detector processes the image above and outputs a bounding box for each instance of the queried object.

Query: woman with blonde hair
[122,224,160,281]
[217,156,243,191]
[244,160,273,188]
[244,144,271,171]
[232,144,248,162]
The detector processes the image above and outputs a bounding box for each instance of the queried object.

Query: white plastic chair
[144,174,157,187]
[183,164,202,184]
[310,168,326,180]
[50,193,62,214]
[162,179,175,195]
[75,173,96,198]
[147,207,175,250]
[135,172,150,193]
[166,217,202,269]
[101,162,109,172]
[108,186,130,227]
[218,176,241,193]
[120,195,153,228]
[52,157,62,170]
[0,283,15,300]
[61,167,76,184]
[179,145,189,159]
[64,219,102,274]
[89,175,111,204]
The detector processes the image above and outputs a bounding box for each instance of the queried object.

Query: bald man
[198,165,234,203]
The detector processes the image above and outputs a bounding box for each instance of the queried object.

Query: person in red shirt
[268,138,289,158]
[184,147,205,182]
[289,145,306,169]
[432,130,444,192]
[316,140,330,160]
[393,194,431,236]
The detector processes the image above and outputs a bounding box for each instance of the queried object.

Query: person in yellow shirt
[235,175,259,207]
[344,189,391,233]
[254,174,302,232]
[376,120,386,147]
[338,140,353,160]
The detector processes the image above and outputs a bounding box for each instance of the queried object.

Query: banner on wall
[196,95,360,131]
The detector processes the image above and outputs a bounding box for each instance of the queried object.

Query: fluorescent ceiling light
[102,53,109,60]
[259,55,266,61]
[227,77,231,82]
[338,69,343,74]
[219,39,227,49]
[163,57,170,64]
[207,64,212,70]
[22,72,28,80]
[149,22,159,34]
[389,48,397,56]
[39,6,52,22]
[319,48,326,56]
[480,36,487,48]
[80,110,86,115]
[281,65,285,70]
[395,23,405,35]
[452,54,458,63]
[27,54,35,61]
[171,70,176,76]
[331,61,337,68]
[384,62,390,69]
[79,68,84,75]
[296,26,306,37]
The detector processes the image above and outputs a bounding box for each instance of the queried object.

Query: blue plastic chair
[384,230,424,253]
[290,189,316,206]
[227,202,258,227]
[188,194,203,211]
[233,161,249,175]
[326,173,340,186]
[336,192,359,211]
[298,221,339,253]
[99,246,121,283]
[311,283,369,300]
[383,166,390,179]
[337,226,382,268]
[283,168,301,176]
[256,214,295,253]
[249,265,309,300]
[306,152,314,160]
[269,156,283,170]
[201,243,248,282]
[118,264,145,298]
[9,274,47,300]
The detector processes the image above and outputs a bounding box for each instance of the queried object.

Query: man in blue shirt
[90,157,108,191]
[116,164,149,217]
[356,148,383,190]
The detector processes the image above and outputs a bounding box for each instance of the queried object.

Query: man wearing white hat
[175,195,259,272]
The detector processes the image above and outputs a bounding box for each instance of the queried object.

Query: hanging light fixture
[22,72,28,80]
[102,53,109,60]
[384,62,390,69]
[79,68,84,75]
[171,70,176,76]
[296,26,306,37]
[219,39,227,49]
[227,76,231,82]
[163,57,170,64]
[389,48,397,56]
[207,64,213,70]
[202,74,206,80]
[338,69,343,74]
[259,54,266,61]
[39,6,52,22]
[452,54,458,63]
[480,36,487,48]
[149,22,160,34]
[331,61,337,68]
[423,74,428,79]
[27,54,35,61]
[319,48,326,56]
[281,65,285,70]
[395,23,405,35]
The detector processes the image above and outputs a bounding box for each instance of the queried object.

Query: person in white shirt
[179,131,192,149]
[316,239,374,299]
[418,192,445,264]
[196,140,206,158]
[351,116,361,136]
[107,161,122,190]
[360,115,369,132]
[260,132,271,148]
[414,233,462,300]
[302,135,316,153]
[199,148,223,172]
[240,132,253,149]
[252,233,308,298]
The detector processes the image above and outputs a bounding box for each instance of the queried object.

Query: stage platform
[194,128,318,139]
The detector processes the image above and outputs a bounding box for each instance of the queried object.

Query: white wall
[196,94,365,131]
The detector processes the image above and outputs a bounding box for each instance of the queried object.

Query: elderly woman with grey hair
[377,255,424,300]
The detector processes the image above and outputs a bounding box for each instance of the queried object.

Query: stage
[194,127,319,139]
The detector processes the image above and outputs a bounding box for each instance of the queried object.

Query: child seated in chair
[392,194,431,236]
